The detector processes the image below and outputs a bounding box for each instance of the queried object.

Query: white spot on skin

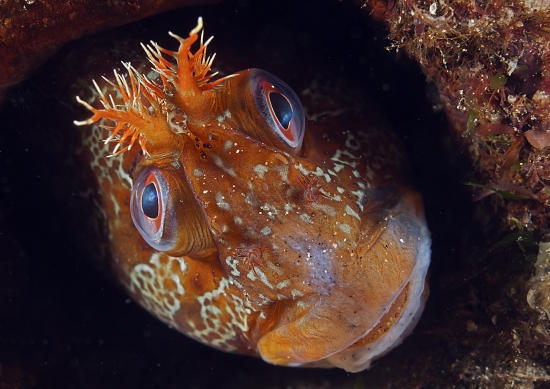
[267,261,283,276]
[337,187,345,194]
[260,203,278,219]
[261,226,272,236]
[243,191,258,207]
[215,192,231,210]
[276,280,291,289]
[300,213,314,224]
[291,289,304,298]
[129,253,187,327]
[274,164,290,182]
[212,154,237,177]
[247,268,274,289]
[351,189,366,212]
[193,168,204,177]
[253,164,269,179]
[333,163,345,173]
[224,140,233,150]
[257,293,271,305]
[345,204,361,220]
[234,216,243,225]
[145,69,157,79]
[218,110,232,124]
[366,165,375,180]
[295,163,312,176]
[109,192,120,216]
[225,256,241,277]
[338,223,352,235]
[314,167,331,183]
[345,133,361,150]
[314,203,336,217]
[188,278,250,351]
[331,149,358,169]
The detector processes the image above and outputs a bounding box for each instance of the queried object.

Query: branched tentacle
[74,17,235,159]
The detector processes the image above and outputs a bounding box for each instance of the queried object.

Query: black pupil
[142,183,159,219]
[269,92,292,129]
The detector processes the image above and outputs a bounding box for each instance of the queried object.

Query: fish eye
[251,69,305,151]
[130,168,169,251]
[142,182,159,219]
[130,166,214,257]
[269,92,292,129]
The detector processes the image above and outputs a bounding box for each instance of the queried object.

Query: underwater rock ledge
[363,0,550,240]
[0,0,220,99]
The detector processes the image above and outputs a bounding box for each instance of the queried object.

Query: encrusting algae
[363,0,550,239]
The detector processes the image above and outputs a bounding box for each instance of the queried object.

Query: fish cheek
[256,191,426,366]
[355,210,417,315]
[164,175,215,258]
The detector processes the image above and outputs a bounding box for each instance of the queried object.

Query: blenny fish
[73,18,431,372]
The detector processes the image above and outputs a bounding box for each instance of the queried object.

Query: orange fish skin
[74,18,430,372]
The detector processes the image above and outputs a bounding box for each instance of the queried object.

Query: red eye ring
[130,167,169,250]
[250,69,305,152]
[260,80,296,142]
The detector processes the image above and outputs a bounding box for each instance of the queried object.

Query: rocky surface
[0,0,219,101]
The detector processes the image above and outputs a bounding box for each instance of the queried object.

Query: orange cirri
[74,17,431,372]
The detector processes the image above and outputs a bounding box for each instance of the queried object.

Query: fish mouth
[256,190,431,371]
[324,272,430,372]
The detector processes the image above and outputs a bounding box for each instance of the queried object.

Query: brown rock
[0,0,221,95]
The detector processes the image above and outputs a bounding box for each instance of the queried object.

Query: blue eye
[251,69,305,152]
[142,183,159,219]
[269,92,292,129]
[131,168,167,251]
[130,166,214,256]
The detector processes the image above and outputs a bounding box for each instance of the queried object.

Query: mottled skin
[74,19,430,372]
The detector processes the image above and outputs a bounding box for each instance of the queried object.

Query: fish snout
[257,189,431,370]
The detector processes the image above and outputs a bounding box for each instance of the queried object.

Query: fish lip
[324,206,431,372]
[255,193,431,370]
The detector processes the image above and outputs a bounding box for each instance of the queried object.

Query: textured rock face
[0,0,220,97]
[528,242,550,318]
[363,0,550,239]
[354,1,550,387]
